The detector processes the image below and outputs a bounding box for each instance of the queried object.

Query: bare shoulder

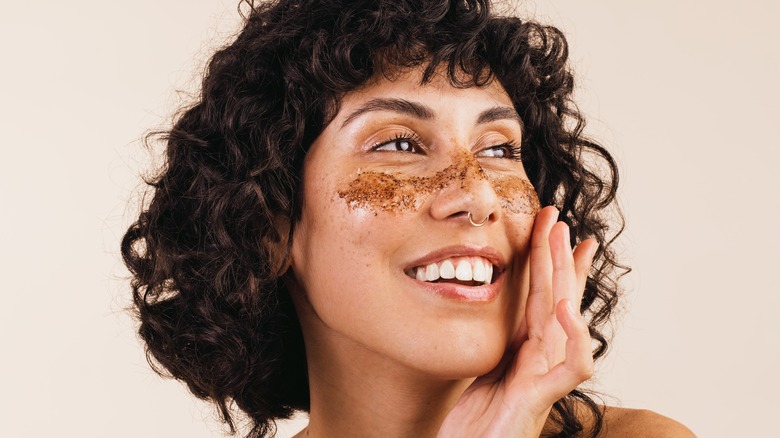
[601,406,696,437]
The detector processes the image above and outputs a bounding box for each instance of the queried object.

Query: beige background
[1,1,777,436]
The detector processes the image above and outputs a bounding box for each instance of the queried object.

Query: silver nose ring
[467,212,489,227]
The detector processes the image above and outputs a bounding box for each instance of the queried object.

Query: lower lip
[407,273,503,302]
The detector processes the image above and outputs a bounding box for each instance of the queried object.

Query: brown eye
[376,139,414,152]
[475,142,522,160]
[372,134,424,154]
[477,146,507,158]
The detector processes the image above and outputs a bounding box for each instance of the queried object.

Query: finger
[527,206,559,335]
[571,238,598,310]
[549,221,577,306]
[538,299,594,400]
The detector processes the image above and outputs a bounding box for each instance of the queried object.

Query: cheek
[490,174,541,217]
[336,150,486,214]
[488,174,539,253]
[491,177,537,332]
[294,181,405,303]
[338,172,420,212]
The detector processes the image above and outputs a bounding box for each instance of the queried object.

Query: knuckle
[567,358,594,381]
[580,362,595,380]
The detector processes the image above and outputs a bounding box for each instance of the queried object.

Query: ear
[261,213,292,277]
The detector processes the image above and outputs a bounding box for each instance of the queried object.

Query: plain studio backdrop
[1,1,777,437]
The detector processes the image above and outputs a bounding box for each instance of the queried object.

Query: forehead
[331,66,515,124]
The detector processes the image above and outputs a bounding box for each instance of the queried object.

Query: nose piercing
[467,212,489,227]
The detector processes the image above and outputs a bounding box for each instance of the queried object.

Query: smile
[404,256,497,286]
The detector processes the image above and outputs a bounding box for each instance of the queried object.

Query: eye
[372,133,424,154]
[476,141,522,161]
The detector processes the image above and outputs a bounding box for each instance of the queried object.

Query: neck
[298,311,472,438]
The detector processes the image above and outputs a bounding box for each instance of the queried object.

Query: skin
[285,67,694,437]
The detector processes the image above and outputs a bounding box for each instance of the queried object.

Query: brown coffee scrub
[491,176,540,216]
[338,150,540,216]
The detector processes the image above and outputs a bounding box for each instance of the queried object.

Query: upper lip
[405,244,506,272]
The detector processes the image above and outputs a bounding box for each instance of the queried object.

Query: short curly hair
[121,0,626,436]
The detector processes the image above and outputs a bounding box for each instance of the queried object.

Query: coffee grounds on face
[337,150,539,216]
[492,176,540,215]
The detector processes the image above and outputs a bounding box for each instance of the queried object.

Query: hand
[438,206,598,437]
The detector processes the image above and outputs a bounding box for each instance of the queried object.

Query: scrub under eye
[338,149,539,215]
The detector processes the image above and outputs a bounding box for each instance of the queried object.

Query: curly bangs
[121,0,626,436]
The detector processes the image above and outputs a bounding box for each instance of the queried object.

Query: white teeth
[455,260,472,281]
[416,267,426,281]
[410,257,496,285]
[425,263,439,281]
[472,260,486,282]
[439,260,455,279]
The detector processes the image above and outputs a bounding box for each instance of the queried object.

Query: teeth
[409,257,495,285]
[425,263,439,281]
[455,260,472,281]
[439,260,455,279]
[472,260,486,282]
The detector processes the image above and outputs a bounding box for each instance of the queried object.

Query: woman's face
[288,67,540,378]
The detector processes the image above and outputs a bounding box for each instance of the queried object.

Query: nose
[428,154,501,227]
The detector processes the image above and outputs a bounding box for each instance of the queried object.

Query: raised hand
[438,206,598,437]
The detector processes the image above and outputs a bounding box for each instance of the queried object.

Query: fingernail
[588,242,599,260]
[566,299,576,315]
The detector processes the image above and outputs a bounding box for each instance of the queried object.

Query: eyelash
[371,132,425,154]
[484,140,523,161]
[371,132,523,161]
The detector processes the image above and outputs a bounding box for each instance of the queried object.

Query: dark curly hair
[121,0,627,436]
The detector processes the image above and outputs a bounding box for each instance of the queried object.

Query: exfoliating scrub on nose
[338,150,540,215]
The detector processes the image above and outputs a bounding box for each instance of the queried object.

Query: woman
[122,0,693,436]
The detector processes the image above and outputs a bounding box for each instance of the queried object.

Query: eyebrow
[341,98,434,127]
[476,106,521,125]
[340,97,521,128]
